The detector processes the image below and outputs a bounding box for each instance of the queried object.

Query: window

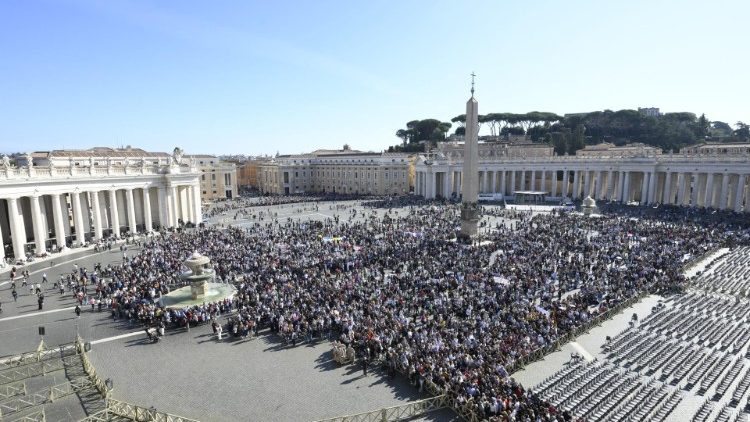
[211,174,216,180]
[201,175,205,181]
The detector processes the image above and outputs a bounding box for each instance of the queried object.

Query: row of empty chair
[534,360,683,422]
[691,247,750,297]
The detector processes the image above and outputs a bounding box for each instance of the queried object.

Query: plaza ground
[0,199,736,421]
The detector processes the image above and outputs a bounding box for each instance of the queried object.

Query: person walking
[12,289,18,302]
[37,294,44,310]
[75,305,81,318]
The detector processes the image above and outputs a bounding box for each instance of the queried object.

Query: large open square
[2,197,749,421]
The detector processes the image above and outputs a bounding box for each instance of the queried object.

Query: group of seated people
[62,196,750,421]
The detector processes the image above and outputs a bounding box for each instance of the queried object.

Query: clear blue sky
[1,0,748,156]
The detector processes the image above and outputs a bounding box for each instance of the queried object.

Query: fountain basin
[160,282,237,309]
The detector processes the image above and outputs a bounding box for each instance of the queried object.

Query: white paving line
[0,305,78,322]
[90,330,143,345]
[571,341,594,361]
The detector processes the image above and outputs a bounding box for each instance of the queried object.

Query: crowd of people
[30,197,750,421]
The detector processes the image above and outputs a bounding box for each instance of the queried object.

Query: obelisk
[459,74,480,242]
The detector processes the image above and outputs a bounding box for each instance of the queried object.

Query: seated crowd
[58,199,750,421]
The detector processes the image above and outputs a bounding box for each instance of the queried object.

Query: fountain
[581,195,598,216]
[160,252,237,308]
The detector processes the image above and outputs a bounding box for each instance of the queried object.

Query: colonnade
[415,166,750,213]
[0,183,202,262]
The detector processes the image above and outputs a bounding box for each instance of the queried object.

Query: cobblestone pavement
[88,323,452,422]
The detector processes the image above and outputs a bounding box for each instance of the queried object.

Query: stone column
[499,171,506,196]
[483,171,489,193]
[170,186,180,225]
[704,173,714,208]
[648,171,657,204]
[431,173,438,198]
[142,188,153,231]
[690,174,700,206]
[71,192,86,245]
[109,190,121,237]
[572,171,581,199]
[510,171,516,194]
[607,170,615,200]
[530,170,536,191]
[583,170,591,198]
[639,172,649,204]
[677,173,687,205]
[562,170,569,197]
[192,184,202,223]
[125,188,138,234]
[550,170,558,197]
[622,172,631,203]
[50,194,66,249]
[539,170,546,193]
[157,187,169,228]
[29,195,46,255]
[7,197,27,260]
[445,172,452,198]
[90,191,104,240]
[735,174,747,213]
[662,172,671,204]
[490,171,496,193]
[719,173,730,210]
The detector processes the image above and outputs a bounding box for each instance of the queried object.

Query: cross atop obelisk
[459,73,480,242]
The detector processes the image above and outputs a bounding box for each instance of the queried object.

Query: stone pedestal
[190,281,207,300]
[458,202,480,242]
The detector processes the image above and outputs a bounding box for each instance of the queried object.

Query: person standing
[37,294,44,310]
[361,354,369,376]
[75,305,81,318]
[12,289,18,302]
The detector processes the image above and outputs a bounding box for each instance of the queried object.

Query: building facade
[0,148,202,262]
[186,155,238,202]
[258,149,412,196]
[237,160,262,191]
[415,142,750,212]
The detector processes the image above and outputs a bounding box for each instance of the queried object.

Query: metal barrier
[0,376,92,418]
[0,355,82,386]
[0,381,26,400]
[81,399,202,422]
[0,341,78,371]
[312,395,448,422]
[7,408,46,422]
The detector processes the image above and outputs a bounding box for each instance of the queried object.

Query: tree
[568,125,585,155]
[548,131,568,156]
[451,114,466,127]
[697,113,709,138]
[735,121,750,141]
[711,121,733,137]
[395,129,410,147]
